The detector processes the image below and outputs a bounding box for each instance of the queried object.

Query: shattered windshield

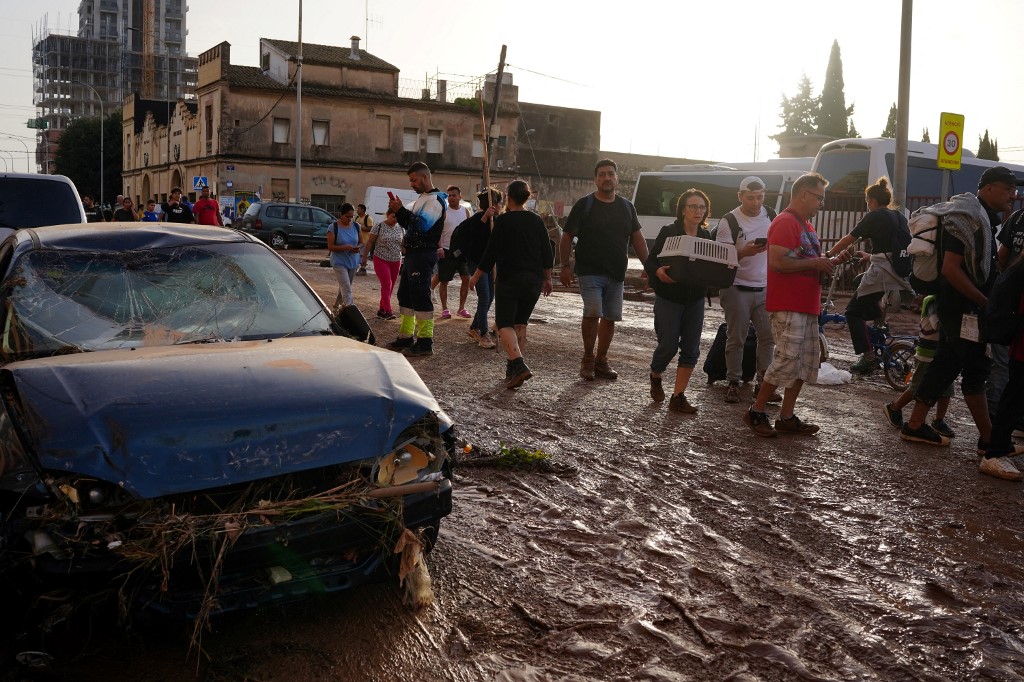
[1,242,333,359]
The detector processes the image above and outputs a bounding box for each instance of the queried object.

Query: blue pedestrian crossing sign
[193,176,209,191]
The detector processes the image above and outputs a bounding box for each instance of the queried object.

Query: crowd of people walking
[330,159,1024,482]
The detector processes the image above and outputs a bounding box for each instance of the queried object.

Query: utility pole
[893,0,912,210]
[295,0,303,204]
[482,45,507,187]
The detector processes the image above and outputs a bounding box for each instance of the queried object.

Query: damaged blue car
[0,223,454,624]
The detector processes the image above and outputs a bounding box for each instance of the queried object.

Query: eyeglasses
[685,204,707,211]
[804,190,825,204]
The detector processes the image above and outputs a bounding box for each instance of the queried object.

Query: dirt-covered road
[16,249,1024,681]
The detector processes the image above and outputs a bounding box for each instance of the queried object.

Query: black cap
[978,166,1024,189]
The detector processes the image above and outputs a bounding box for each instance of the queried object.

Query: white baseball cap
[739,176,766,192]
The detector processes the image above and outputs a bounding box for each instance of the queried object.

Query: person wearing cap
[898,165,1024,480]
[716,176,778,404]
[826,176,913,375]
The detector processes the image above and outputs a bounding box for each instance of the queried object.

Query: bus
[631,169,808,245]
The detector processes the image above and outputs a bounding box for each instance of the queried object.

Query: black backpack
[449,215,472,261]
[884,209,914,278]
[983,258,1024,345]
[710,207,778,243]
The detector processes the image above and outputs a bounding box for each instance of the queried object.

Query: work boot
[744,407,777,438]
[402,338,433,357]
[724,381,740,404]
[506,358,532,389]
[580,354,596,381]
[668,393,697,414]
[387,336,415,351]
[650,375,665,402]
[594,356,618,380]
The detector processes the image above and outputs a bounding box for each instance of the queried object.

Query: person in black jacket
[463,187,504,349]
[469,181,553,389]
[645,189,712,413]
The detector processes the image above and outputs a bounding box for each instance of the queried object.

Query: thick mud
[9,250,1024,681]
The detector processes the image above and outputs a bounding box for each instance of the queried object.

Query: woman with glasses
[645,189,713,413]
[112,197,138,222]
[327,203,362,311]
[825,177,913,375]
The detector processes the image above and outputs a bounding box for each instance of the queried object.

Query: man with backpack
[559,159,649,381]
[715,176,778,403]
[825,177,912,374]
[898,167,1020,479]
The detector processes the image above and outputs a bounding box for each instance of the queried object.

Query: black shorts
[437,249,469,282]
[494,272,543,329]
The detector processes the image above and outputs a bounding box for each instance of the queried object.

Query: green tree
[815,40,855,138]
[777,73,819,136]
[54,111,123,206]
[881,103,897,138]
[847,120,859,138]
[921,127,930,143]
[978,129,999,160]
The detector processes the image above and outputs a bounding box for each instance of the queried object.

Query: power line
[505,63,588,88]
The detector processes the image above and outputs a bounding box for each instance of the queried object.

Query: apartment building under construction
[31,0,197,178]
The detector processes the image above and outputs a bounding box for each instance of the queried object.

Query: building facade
[31,0,196,175]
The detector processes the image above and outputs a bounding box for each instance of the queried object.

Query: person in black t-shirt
[470,180,553,389]
[81,194,103,223]
[559,159,649,382]
[162,187,195,224]
[826,178,912,374]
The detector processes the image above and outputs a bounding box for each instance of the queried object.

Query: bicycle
[819,263,917,391]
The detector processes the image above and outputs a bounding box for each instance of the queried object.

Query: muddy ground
[10,249,1024,681]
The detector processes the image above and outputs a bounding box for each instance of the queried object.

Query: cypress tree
[816,40,854,138]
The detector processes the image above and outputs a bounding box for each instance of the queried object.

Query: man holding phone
[716,176,778,404]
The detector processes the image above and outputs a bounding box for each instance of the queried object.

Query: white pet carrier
[657,235,738,289]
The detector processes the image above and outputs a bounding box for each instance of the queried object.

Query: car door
[310,208,334,247]
[286,206,313,244]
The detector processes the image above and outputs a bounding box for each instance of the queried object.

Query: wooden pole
[479,90,491,195]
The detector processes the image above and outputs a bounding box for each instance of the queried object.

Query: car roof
[9,222,257,256]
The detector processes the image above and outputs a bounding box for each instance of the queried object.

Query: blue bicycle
[819,266,916,391]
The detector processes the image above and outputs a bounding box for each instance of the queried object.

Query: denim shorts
[578,274,623,321]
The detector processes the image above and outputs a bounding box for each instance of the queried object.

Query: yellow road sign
[938,112,965,170]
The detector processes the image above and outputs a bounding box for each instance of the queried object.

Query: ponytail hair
[865,177,893,207]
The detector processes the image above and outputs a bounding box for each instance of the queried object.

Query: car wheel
[270,232,288,249]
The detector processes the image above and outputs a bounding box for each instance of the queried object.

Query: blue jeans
[578,274,624,321]
[468,260,494,334]
[650,295,705,373]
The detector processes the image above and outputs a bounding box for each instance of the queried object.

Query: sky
[2,0,1024,174]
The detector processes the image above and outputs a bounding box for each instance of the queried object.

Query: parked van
[631,169,806,245]
[363,186,420,220]
[811,137,1024,203]
[0,173,86,236]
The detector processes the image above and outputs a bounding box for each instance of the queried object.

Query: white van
[811,137,1024,204]
[631,169,807,245]
[363,186,420,219]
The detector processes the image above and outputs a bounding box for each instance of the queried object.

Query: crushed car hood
[5,336,450,498]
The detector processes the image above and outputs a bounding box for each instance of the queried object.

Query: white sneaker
[979,456,1023,481]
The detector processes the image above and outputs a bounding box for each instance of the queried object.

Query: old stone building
[121,37,530,213]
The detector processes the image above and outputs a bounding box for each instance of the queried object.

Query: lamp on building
[72,80,104,208]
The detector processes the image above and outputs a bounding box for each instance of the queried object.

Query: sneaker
[899,423,950,446]
[468,328,481,342]
[979,456,1023,481]
[594,357,618,380]
[930,419,956,439]
[754,382,783,403]
[668,393,697,414]
[357,266,368,276]
[850,357,879,375]
[376,309,388,320]
[650,375,665,402]
[580,355,596,381]
[478,333,496,349]
[882,402,903,429]
[457,308,472,318]
[506,358,532,389]
[744,407,777,438]
[724,382,740,404]
[441,309,452,320]
[383,311,397,321]
[402,339,433,357]
[387,336,415,351]
[774,414,820,435]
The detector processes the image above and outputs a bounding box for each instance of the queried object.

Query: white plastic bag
[817,362,852,385]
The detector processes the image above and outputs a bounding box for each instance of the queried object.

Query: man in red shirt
[193,185,223,226]
[744,173,849,438]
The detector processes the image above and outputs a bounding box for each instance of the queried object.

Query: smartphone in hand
[387,191,397,201]
[753,238,768,246]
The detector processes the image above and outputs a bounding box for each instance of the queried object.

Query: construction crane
[140,0,156,99]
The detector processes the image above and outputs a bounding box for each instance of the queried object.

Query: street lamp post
[1,135,31,173]
[73,80,104,209]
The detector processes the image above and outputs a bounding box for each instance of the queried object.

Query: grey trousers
[719,285,775,384]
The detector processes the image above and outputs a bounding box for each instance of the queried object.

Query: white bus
[631,169,808,245]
